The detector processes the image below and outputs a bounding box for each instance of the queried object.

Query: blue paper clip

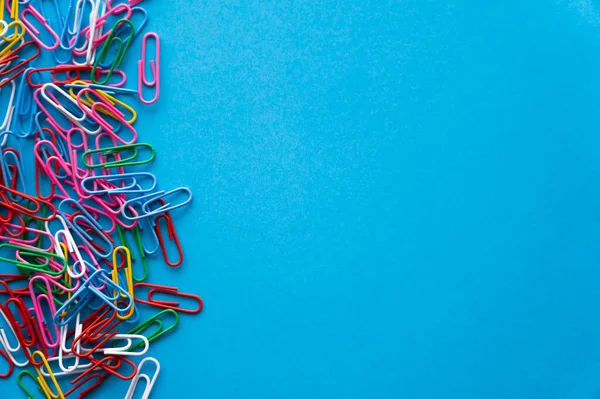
[85,269,133,315]
[81,172,157,195]
[59,0,93,51]
[139,216,160,255]
[58,198,114,258]
[73,213,114,258]
[12,69,37,137]
[0,130,26,201]
[121,187,193,221]
[130,6,149,39]
[0,80,16,136]
[0,148,26,196]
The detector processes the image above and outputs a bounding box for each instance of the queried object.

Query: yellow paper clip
[0,20,25,59]
[68,80,137,124]
[112,245,135,320]
[32,351,65,399]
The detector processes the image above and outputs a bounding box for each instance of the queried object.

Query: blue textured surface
[6,0,600,398]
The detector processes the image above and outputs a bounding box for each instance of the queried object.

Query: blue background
[5,0,600,398]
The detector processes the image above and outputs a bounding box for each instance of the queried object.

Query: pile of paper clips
[0,0,203,398]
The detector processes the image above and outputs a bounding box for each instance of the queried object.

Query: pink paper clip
[29,276,59,349]
[66,128,94,199]
[21,6,60,51]
[138,33,160,105]
[1,223,56,252]
[34,88,75,135]
[76,88,138,144]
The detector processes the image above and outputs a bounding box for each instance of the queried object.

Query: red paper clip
[154,213,183,267]
[0,183,57,222]
[26,65,92,88]
[0,41,41,88]
[133,283,203,314]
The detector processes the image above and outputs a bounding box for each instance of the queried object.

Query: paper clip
[102,334,148,356]
[29,276,59,349]
[65,80,138,97]
[0,182,57,221]
[0,243,67,276]
[92,19,134,85]
[112,246,135,320]
[125,357,160,399]
[0,147,26,196]
[0,79,16,132]
[39,83,102,135]
[81,172,157,195]
[79,0,105,65]
[69,297,121,357]
[13,69,37,137]
[117,224,149,281]
[154,212,183,267]
[122,187,193,221]
[108,0,145,9]
[138,32,159,104]
[82,143,155,169]
[57,198,114,259]
[85,269,133,316]
[25,65,93,88]
[133,283,203,314]
[76,87,138,143]
[21,6,60,51]
[59,0,95,52]
[70,80,137,122]
[137,216,160,255]
[32,350,66,399]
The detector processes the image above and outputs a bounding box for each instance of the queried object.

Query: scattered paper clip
[0,2,202,397]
